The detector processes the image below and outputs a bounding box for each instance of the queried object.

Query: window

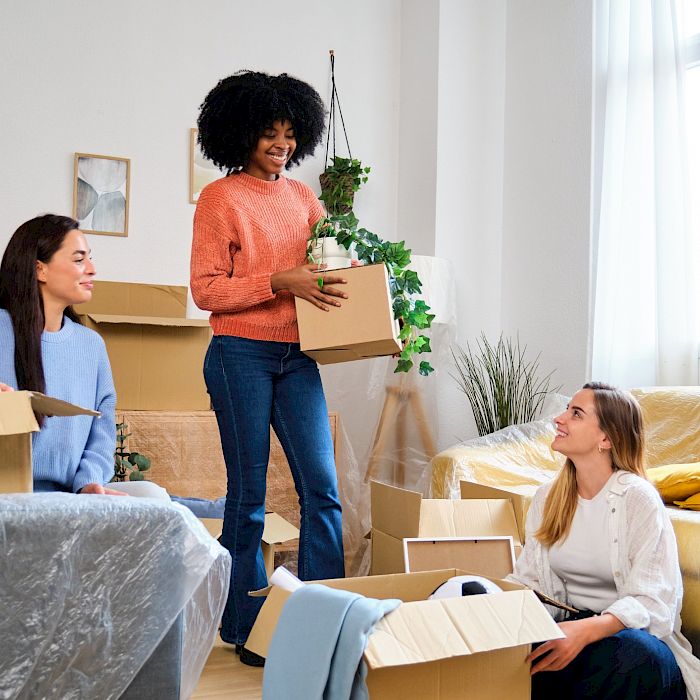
[685,3,700,361]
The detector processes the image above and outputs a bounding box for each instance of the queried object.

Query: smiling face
[244,119,297,181]
[36,229,95,310]
[551,388,611,459]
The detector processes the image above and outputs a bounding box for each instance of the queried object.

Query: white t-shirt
[549,474,618,612]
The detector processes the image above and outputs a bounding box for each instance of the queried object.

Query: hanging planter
[310,51,434,376]
[319,156,370,216]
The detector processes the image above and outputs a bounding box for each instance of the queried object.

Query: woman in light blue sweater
[0,214,165,497]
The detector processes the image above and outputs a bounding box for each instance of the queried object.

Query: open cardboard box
[200,512,300,577]
[0,391,99,494]
[370,481,522,575]
[74,281,211,410]
[295,263,401,364]
[246,568,563,699]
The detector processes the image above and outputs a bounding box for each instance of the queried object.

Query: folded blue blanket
[262,584,401,700]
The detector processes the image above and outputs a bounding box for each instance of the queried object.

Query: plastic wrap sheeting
[118,409,363,576]
[0,493,230,700]
[430,396,568,500]
[630,387,700,467]
[666,507,700,653]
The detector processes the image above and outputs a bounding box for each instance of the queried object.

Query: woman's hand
[527,614,624,674]
[527,620,591,673]
[79,483,127,496]
[271,263,348,312]
[0,383,14,392]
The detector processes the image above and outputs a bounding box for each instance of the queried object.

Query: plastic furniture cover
[0,493,231,699]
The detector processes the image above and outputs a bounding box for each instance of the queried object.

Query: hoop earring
[598,445,603,454]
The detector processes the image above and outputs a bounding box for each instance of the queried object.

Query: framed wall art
[73,153,130,237]
[190,128,226,203]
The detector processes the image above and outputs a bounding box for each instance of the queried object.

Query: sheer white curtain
[591,0,698,387]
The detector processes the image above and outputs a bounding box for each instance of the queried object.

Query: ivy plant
[319,156,371,216]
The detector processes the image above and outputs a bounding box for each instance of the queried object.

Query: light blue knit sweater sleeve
[0,309,117,492]
[71,332,117,492]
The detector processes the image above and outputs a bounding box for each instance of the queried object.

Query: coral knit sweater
[190,171,324,342]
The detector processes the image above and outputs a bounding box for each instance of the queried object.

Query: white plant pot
[310,236,354,269]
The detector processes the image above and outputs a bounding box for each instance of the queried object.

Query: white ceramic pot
[310,236,354,269]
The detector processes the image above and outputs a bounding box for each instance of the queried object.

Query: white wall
[396,0,440,257]
[500,0,594,395]
[434,0,507,446]
[0,0,401,289]
[1,0,596,457]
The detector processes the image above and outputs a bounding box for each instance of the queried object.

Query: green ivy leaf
[413,335,431,353]
[129,471,145,481]
[317,277,324,290]
[398,324,413,341]
[419,361,435,376]
[394,359,414,373]
[402,269,422,294]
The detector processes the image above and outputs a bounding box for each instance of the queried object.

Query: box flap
[305,339,402,365]
[84,313,211,328]
[460,481,533,543]
[403,537,515,579]
[370,529,410,575]
[262,512,300,545]
[0,392,40,436]
[371,481,422,539]
[0,391,98,436]
[74,281,188,317]
[420,498,522,544]
[199,512,299,545]
[364,589,563,670]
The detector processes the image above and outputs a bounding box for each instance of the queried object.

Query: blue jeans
[204,336,345,645]
[532,628,686,699]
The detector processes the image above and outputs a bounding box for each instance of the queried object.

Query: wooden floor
[192,638,263,699]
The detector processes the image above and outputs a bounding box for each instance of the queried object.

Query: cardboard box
[294,263,401,364]
[75,281,211,410]
[460,481,532,544]
[246,568,563,699]
[0,391,99,494]
[200,512,300,577]
[370,481,522,575]
[403,536,515,579]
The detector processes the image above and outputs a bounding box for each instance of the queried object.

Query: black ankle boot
[235,644,266,667]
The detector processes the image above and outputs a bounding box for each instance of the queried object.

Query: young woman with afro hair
[190,71,347,666]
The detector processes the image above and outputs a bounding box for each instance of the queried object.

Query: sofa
[430,386,700,653]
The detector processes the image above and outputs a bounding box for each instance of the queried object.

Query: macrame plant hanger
[324,49,352,168]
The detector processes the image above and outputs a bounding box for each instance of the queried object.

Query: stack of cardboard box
[75,281,307,568]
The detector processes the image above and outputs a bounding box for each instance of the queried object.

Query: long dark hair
[0,214,82,401]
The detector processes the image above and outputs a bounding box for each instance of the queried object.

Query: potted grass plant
[450,334,559,435]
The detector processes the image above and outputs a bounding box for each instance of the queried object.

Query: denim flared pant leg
[204,335,345,645]
[531,628,686,700]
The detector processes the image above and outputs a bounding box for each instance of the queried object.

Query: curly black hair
[197,70,326,173]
